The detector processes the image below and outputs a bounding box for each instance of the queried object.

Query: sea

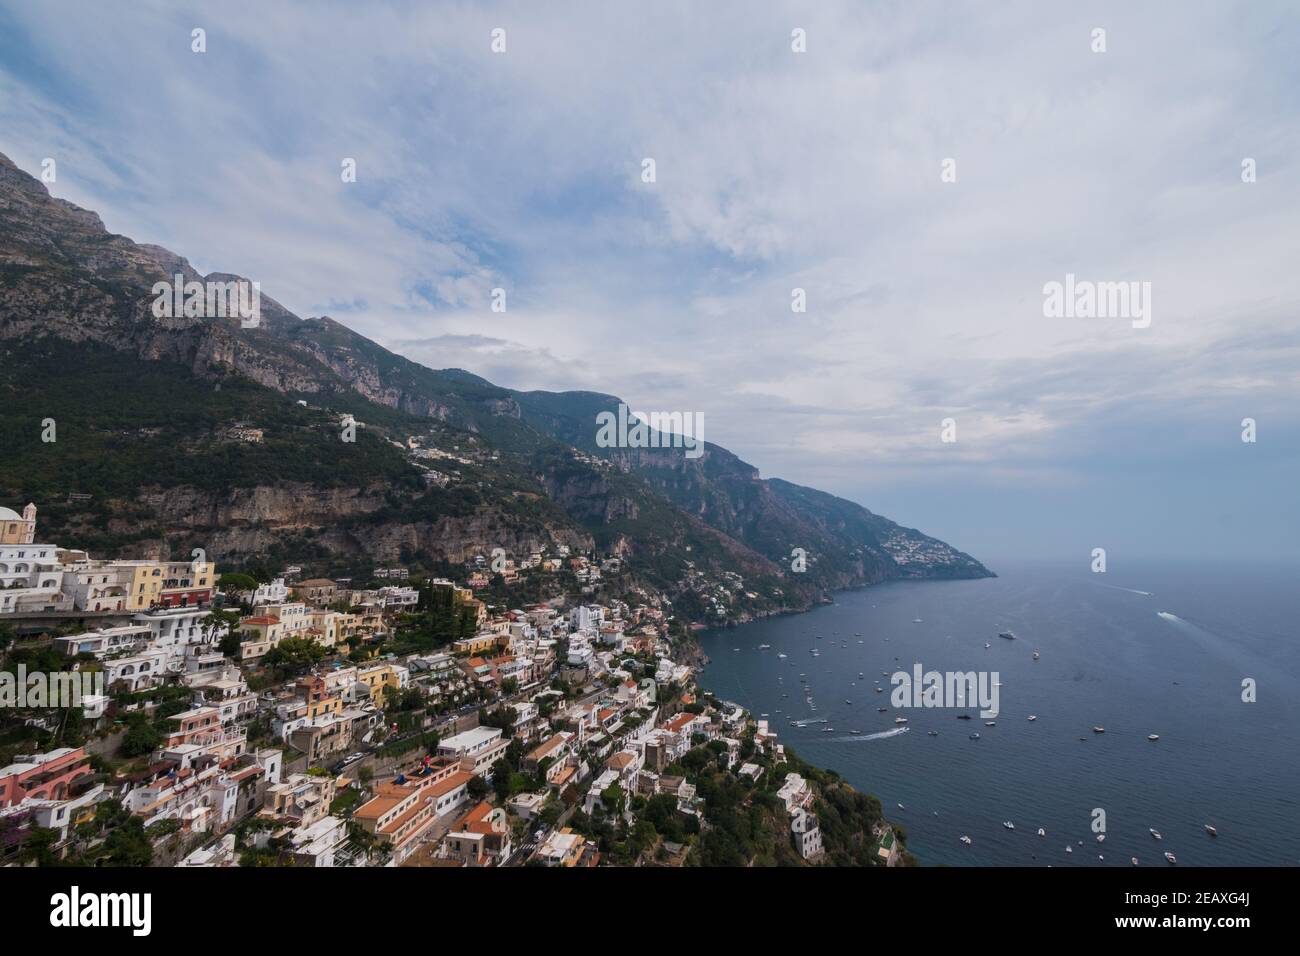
[700,560,1300,867]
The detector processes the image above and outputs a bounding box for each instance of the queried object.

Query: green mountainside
[0,150,989,624]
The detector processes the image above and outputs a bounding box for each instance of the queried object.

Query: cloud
[1,0,1296,558]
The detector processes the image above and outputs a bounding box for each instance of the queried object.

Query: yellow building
[356,663,405,708]
[0,503,36,545]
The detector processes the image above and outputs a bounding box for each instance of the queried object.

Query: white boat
[1147,734,1159,741]
[983,642,991,649]
[1164,852,1177,864]
[1065,846,1073,854]
[758,644,771,650]
[778,653,787,659]
[1096,834,1105,843]
[960,835,972,845]
[1032,650,1040,660]
[1037,828,1046,837]
[998,631,1016,640]
[1092,727,1105,734]
[927,730,939,736]
[984,721,996,727]
[894,716,909,724]
[1003,821,1015,830]
[849,729,861,735]
[1149,828,1162,840]
[897,803,905,809]
[969,733,980,740]
[1204,825,1217,837]
[1027,715,1038,721]
[1131,857,1139,866]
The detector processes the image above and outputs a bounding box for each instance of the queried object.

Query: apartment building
[353,761,474,864]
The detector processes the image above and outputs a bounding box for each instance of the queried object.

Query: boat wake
[832,727,909,743]
[791,718,829,727]
[1102,584,1153,596]
[1156,611,1184,623]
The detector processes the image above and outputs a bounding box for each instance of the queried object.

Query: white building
[791,807,823,860]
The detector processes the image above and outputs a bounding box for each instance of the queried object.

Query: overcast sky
[3,0,1297,566]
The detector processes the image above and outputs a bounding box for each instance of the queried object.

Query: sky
[1,0,1297,566]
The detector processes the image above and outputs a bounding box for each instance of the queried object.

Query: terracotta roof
[527,734,568,762]
[428,771,473,798]
[664,713,695,733]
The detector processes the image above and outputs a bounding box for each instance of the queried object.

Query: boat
[875,687,884,693]
[844,699,852,704]
[912,618,923,623]
[894,716,909,724]
[1003,821,1015,830]
[1096,834,1105,843]
[1164,852,1177,864]
[1032,650,1040,660]
[1092,727,1105,734]
[1149,828,1162,840]
[758,644,770,650]
[849,729,861,735]
[983,642,991,649]
[960,835,972,845]
[1037,828,1046,837]
[821,727,835,733]
[1065,846,1073,854]
[956,714,972,720]
[777,653,787,659]
[897,803,905,809]
[927,731,939,736]
[1131,857,1139,866]
[858,672,865,678]
[877,707,888,713]
[984,721,996,727]
[1204,825,1217,837]
[1147,734,1160,741]
[969,733,980,740]
[1027,715,1037,721]
[999,631,1016,640]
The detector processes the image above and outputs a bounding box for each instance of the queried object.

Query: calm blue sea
[700,560,1300,867]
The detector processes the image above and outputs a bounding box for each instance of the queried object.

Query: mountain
[0,150,990,623]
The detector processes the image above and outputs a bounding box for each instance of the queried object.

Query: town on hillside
[1,502,900,868]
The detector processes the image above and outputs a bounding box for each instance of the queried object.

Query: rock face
[0,149,990,616]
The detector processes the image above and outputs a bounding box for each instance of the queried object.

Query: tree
[263,636,328,675]
[103,817,153,866]
[468,775,489,800]
[120,713,161,757]
[217,572,258,594]
[219,630,242,658]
